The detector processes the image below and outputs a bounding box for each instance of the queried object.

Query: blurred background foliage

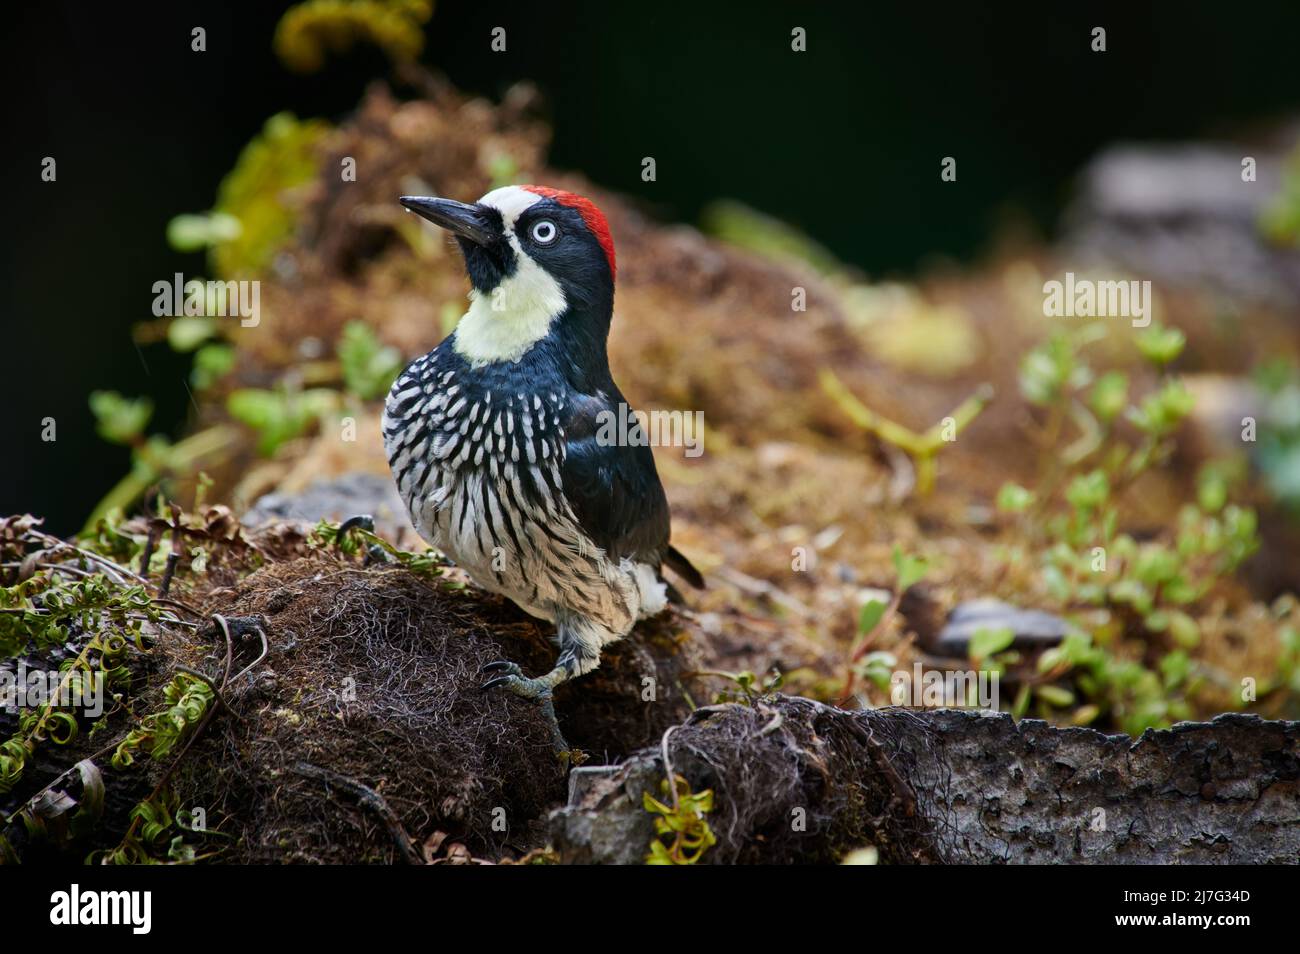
[8,0,1300,531]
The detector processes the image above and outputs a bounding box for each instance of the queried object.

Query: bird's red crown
[522,185,616,279]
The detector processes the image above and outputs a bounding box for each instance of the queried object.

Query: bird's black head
[399,186,616,302]
[399,186,618,367]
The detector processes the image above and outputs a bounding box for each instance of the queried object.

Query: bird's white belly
[415,466,664,642]
[384,360,668,670]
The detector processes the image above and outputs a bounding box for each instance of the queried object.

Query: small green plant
[1,634,131,795]
[821,370,993,495]
[1259,144,1300,248]
[695,666,785,705]
[93,788,212,865]
[84,392,236,532]
[226,385,339,456]
[996,323,1263,732]
[0,514,187,809]
[0,571,153,660]
[168,112,330,278]
[968,626,1015,671]
[338,320,403,400]
[1253,358,1300,514]
[644,774,717,865]
[0,552,158,795]
[842,545,929,701]
[310,518,445,576]
[111,673,214,769]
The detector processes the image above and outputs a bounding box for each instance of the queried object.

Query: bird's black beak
[399,196,497,246]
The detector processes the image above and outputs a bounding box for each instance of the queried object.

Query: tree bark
[550,696,1300,864]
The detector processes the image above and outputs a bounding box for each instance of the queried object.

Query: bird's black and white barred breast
[382,350,668,666]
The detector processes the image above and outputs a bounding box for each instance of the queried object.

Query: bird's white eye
[529,219,558,245]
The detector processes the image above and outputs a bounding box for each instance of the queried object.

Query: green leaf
[46,711,79,745]
[191,343,237,390]
[1126,379,1195,437]
[1041,564,1072,602]
[1037,646,1066,675]
[968,626,1015,663]
[89,391,153,445]
[1071,704,1100,726]
[227,387,337,455]
[338,321,403,401]
[166,316,218,352]
[1136,323,1186,367]
[1012,683,1031,718]
[1018,333,1090,406]
[1196,465,1230,514]
[1035,684,1076,707]
[1160,649,1192,688]
[858,651,897,690]
[891,545,928,591]
[858,599,888,635]
[166,212,242,252]
[996,482,1035,513]
[1065,470,1109,512]
[1144,609,1170,632]
[1168,611,1201,649]
[1088,371,1129,423]
[1132,545,1180,586]
[167,835,196,863]
[1109,578,1154,615]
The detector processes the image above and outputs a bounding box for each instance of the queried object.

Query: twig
[27,532,148,588]
[292,762,423,865]
[228,621,268,684]
[659,726,679,810]
[157,504,184,600]
[861,719,917,819]
[0,561,95,579]
[138,516,164,579]
[210,614,236,693]
[151,597,207,620]
[835,583,907,706]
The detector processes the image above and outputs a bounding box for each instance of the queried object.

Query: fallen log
[550,696,1300,864]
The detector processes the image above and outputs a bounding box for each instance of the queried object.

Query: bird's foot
[479,660,572,761]
[338,514,391,565]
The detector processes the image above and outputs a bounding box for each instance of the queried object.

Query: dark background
[5,1,1300,535]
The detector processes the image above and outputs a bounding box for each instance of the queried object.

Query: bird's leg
[479,659,572,755]
[479,622,598,760]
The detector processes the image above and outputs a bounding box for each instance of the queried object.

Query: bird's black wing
[560,391,671,566]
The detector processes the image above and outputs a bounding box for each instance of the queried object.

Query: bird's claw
[478,660,523,682]
[338,514,390,565]
[478,661,571,758]
[479,670,551,700]
[338,514,375,535]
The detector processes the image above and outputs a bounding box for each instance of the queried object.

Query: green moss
[274,0,434,74]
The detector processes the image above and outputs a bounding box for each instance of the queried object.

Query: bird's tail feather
[664,545,705,590]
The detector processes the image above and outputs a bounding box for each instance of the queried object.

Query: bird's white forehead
[478,186,543,230]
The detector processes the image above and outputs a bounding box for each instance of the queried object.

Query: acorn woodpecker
[385,185,702,752]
